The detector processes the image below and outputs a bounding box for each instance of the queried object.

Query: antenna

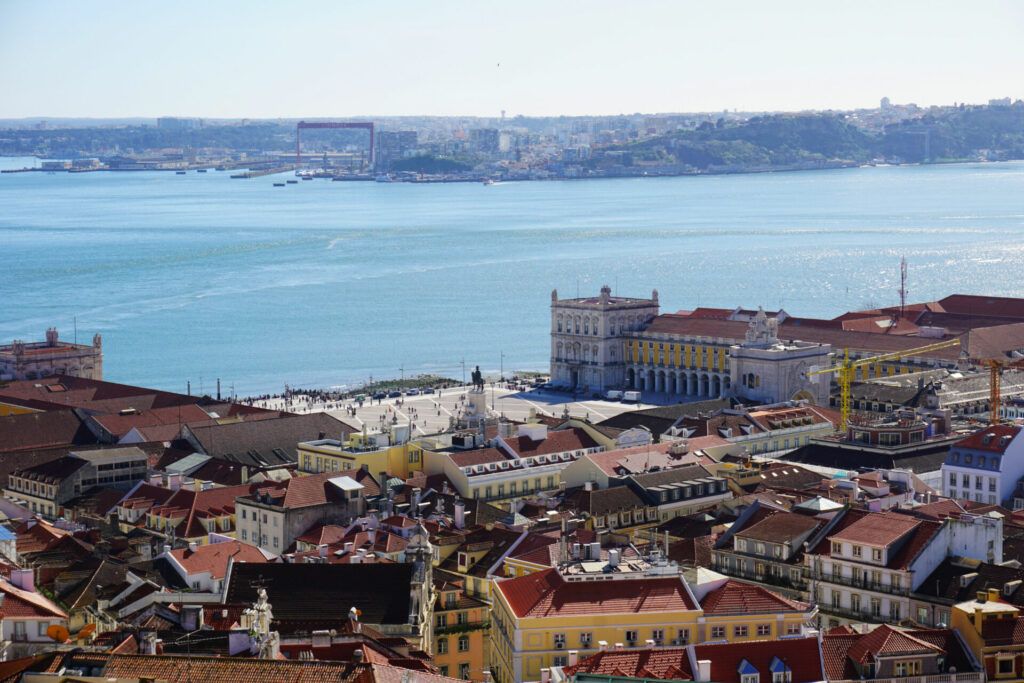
[898,256,908,319]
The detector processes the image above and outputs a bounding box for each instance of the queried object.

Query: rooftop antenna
[73,316,77,345]
[898,256,908,319]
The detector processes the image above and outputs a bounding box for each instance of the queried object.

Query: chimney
[411,488,422,516]
[697,660,712,682]
[977,590,988,603]
[584,480,593,492]
[187,541,198,555]
[311,629,332,648]
[597,640,608,651]
[10,568,34,592]
[319,544,328,558]
[989,587,1001,602]
[343,542,355,554]
[540,668,551,683]
[608,549,620,567]
[589,542,601,560]
[454,501,466,529]
[568,650,579,666]
[162,544,172,555]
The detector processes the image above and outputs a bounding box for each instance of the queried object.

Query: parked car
[406,388,420,396]
[372,392,387,400]
[387,390,402,398]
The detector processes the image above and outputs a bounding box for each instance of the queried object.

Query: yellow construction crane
[807,337,963,432]
[972,356,1024,425]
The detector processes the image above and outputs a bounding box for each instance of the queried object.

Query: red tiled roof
[584,437,728,477]
[643,314,965,360]
[822,626,969,680]
[828,511,922,547]
[495,568,696,618]
[692,637,824,683]
[735,512,821,544]
[809,510,941,570]
[700,579,808,615]
[955,424,1022,453]
[499,428,599,458]
[564,647,693,680]
[297,524,349,547]
[0,579,67,619]
[845,624,941,664]
[168,540,271,580]
[90,404,213,439]
[449,448,510,467]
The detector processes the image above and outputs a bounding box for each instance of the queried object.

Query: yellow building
[951,589,1024,682]
[490,560,702,683]
[297,434,424,479]
[693,574,815,643]
[433,575,492,681]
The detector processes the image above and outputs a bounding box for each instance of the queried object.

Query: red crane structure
[295,121,375,167]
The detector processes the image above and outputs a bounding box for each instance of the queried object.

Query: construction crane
[807,337,963,432]
[972,356,1024,425]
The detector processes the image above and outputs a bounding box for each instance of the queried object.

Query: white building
[550,286,659,392]
[806,509,1002,628]
[941,424,1024,505]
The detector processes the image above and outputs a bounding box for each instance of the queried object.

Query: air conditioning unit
[555,642,564,649]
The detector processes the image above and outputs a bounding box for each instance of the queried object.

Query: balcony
[712,561,806,595]
[832,673,984,683]
[808,572,909,597]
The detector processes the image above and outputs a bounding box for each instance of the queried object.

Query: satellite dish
[47,624,69,643]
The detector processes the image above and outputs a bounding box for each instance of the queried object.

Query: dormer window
[738,659,759,683]
[769,657,792,683]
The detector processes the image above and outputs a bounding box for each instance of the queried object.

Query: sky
[1,0,1022,119]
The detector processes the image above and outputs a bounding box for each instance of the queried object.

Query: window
[711,626,725,639]
[554,633,565,649]
[852,545,863,558]
[757,624,771,637]
[580,632,592,647]
[742,676,759,683]
[998,657,1015,676]
[890,603,901,620]
[831,541,842,554]
[458,636,469,652]
[625,630,638,644]
[652,628,664,644]
[437,638,448,654]
[38,621,48,636]
[891,575,902,591]
[871,598,881,617]
[241,509,247,520]
[457,611,468,625]
[734,625,749,637]
[949,473,956,488]
[832,563,841,580]
[851,594,861,612]
[439,666,449,677]
[871,548,882,562]
[436,614,447,628]
[553,656,568,667]
[241,530,247,541]
[831,591,841,609]
[459,663,471,680]
[786,623,801,635]
[895,661,921,676]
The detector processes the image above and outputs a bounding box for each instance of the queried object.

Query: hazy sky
[2,0,1022,118]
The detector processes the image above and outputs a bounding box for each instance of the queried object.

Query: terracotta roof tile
[700,579,808,615]
[499,428,599,458]
[168,540,272,580]
[564,647,693,680]
[495,567,696,618]
[692,637,824,683]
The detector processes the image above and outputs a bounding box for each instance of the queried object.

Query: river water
[2,157,1023,395]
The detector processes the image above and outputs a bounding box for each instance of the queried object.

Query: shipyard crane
[807,337,963,432]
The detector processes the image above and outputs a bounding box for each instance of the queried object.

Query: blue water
[2,157,1024,395]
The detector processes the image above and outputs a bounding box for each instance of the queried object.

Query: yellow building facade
[297,435,424,478]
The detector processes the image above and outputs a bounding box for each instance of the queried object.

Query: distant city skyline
[1,0,1022,119]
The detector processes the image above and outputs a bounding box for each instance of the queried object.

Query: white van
[622,391,641,404]
[605,390,623,401]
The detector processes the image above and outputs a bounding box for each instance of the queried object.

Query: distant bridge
[295,121,375,166]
